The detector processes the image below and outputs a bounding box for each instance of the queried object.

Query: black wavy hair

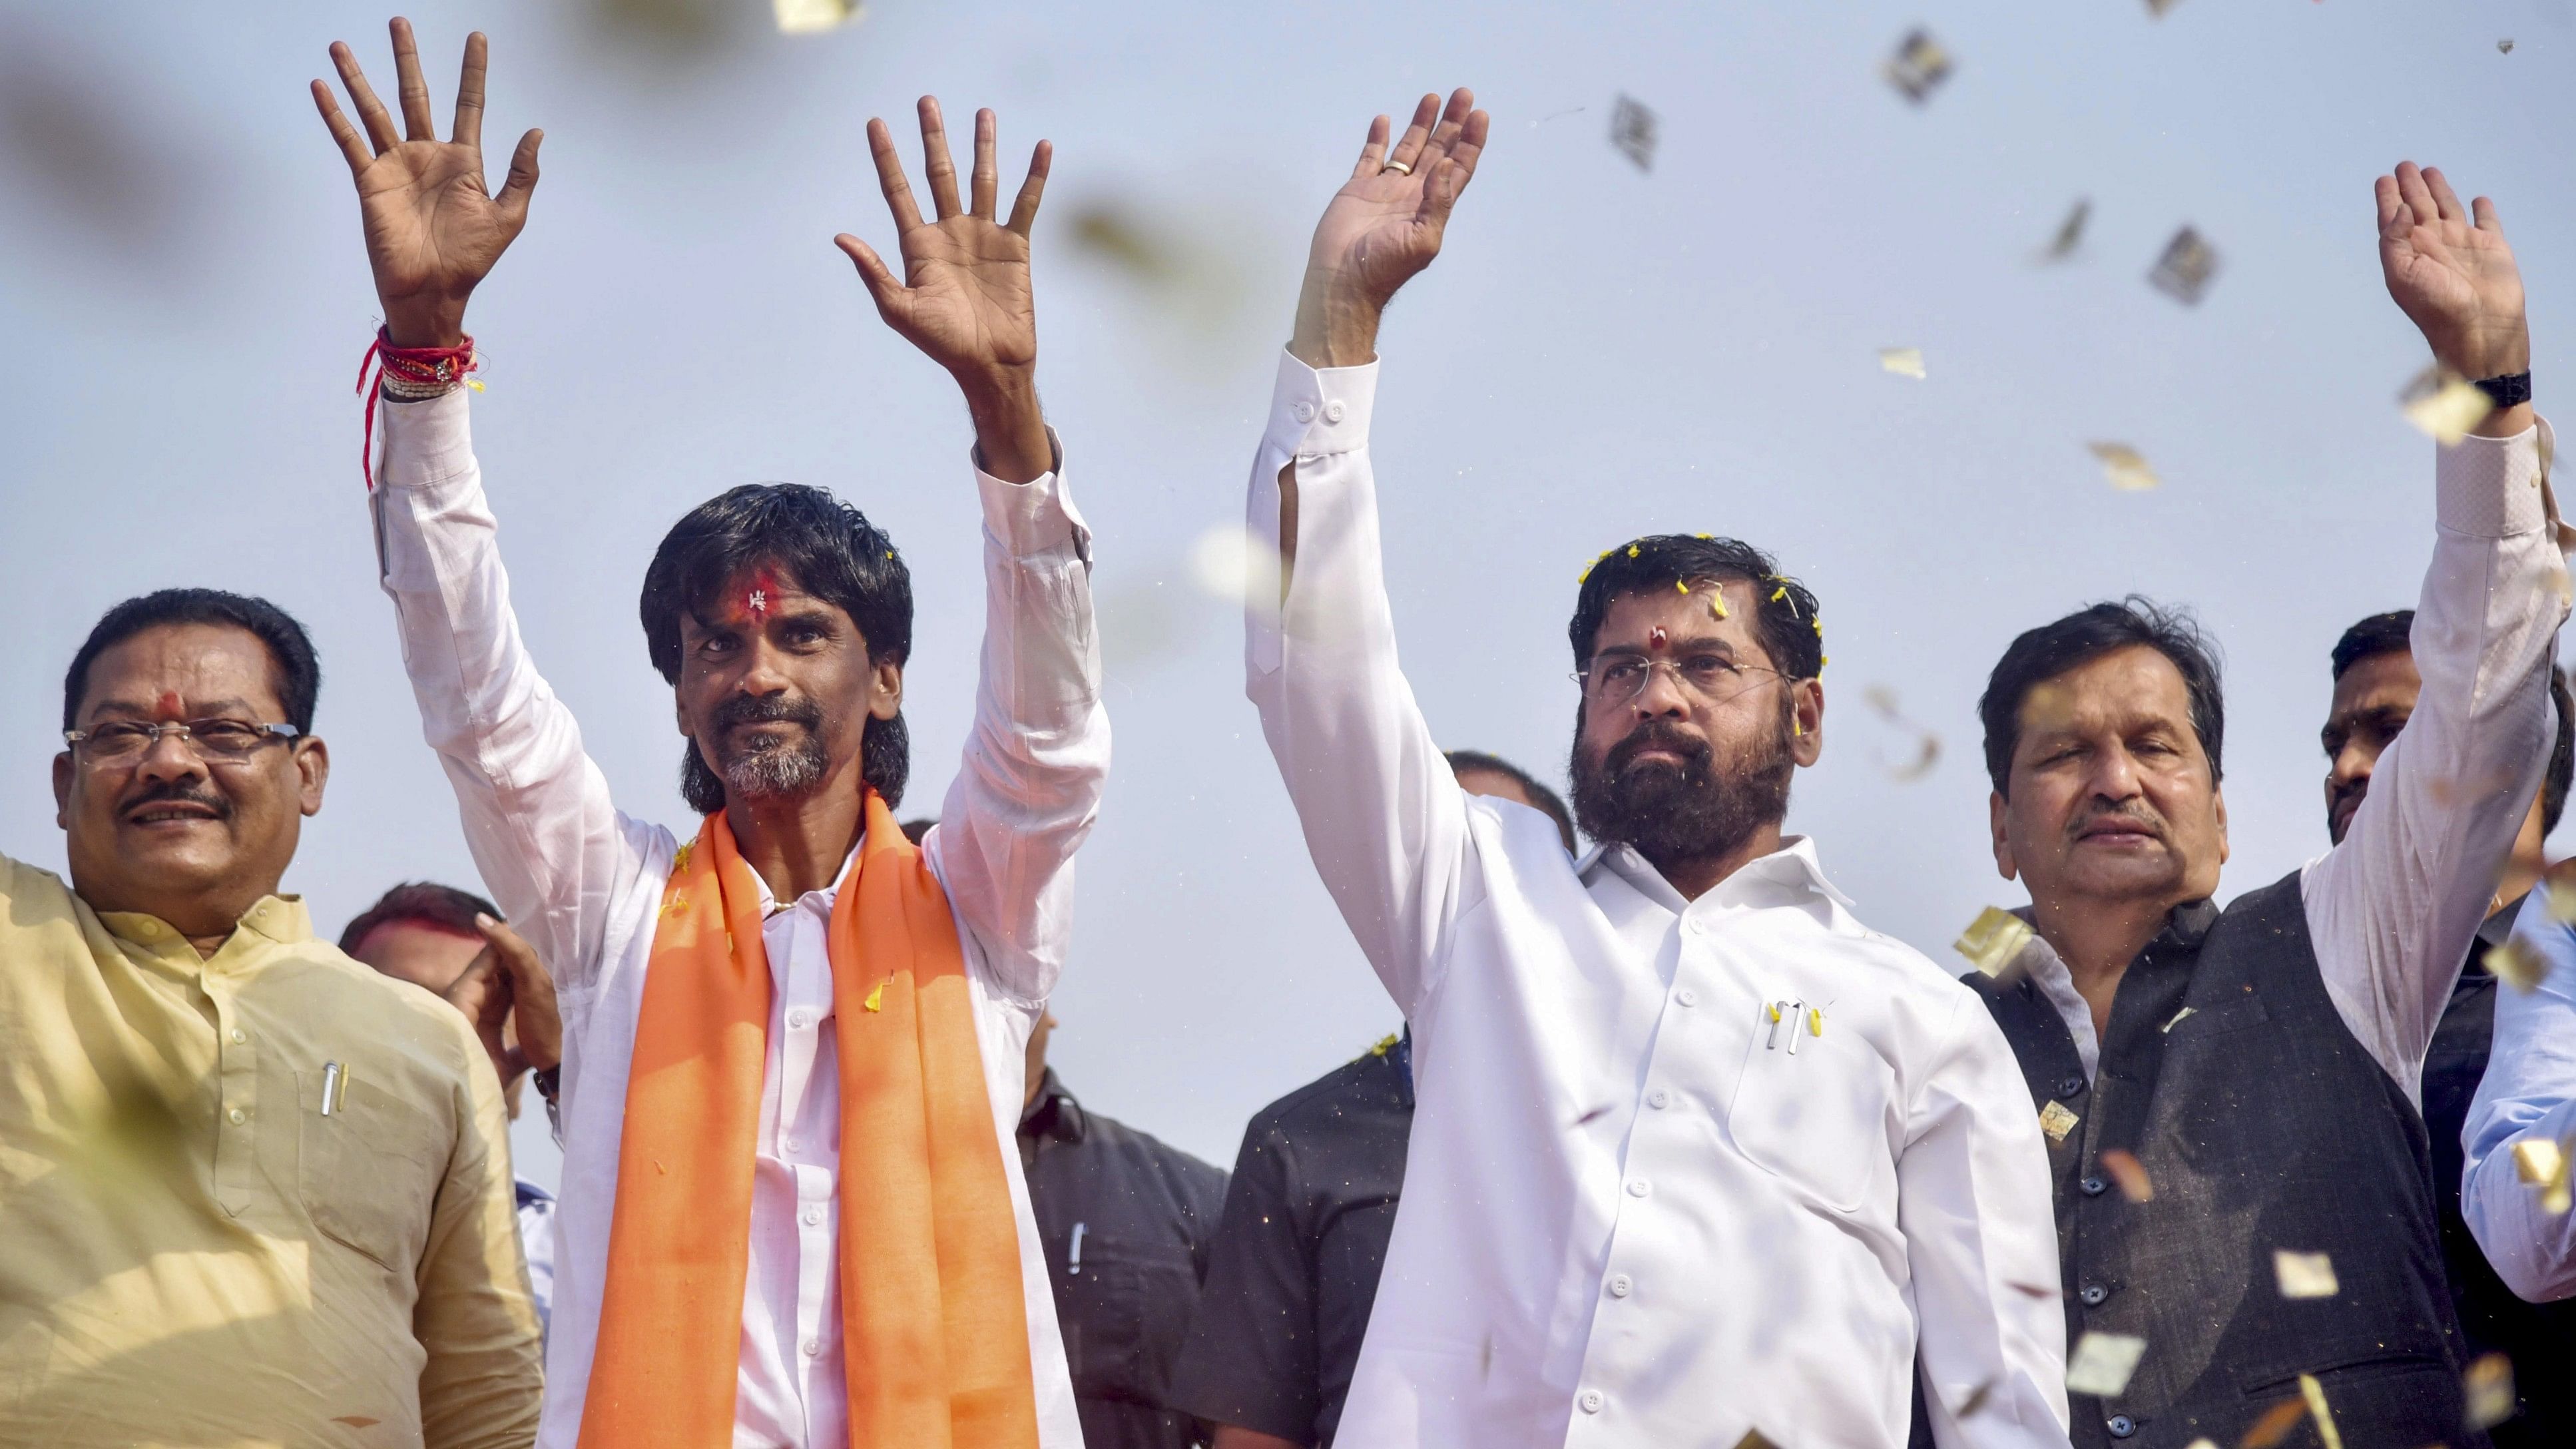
[1979,597,2224,796]
[640,483,911,813]
[65,588,321,734]
[1569,535,1823,679]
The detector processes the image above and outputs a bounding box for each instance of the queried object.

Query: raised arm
[317,21,651,993]
[1246,92,1491,1015]
[836,101,1106,1002]
[2305,162,2565,1090]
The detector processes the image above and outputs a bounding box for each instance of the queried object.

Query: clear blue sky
[4,0,2571,1184]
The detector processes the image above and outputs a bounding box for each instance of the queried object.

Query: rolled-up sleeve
[2463,892,2576,1302]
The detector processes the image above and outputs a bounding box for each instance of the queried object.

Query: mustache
[2069,802,2170,843]
[120,778,232,820]
[713,693,824,733]
[1605,721,1712,776]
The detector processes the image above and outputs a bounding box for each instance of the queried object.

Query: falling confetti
[2298,1374,2345,1449]
[864,982,886,1012]
[2039,1099,2081,1145]
[2545,877,2576,924]
[2499,39,2515,54]
[2089,441,2161,491]
[1730,1432,1781,1449]
[1883,28,1956,104]
[1956,1380,1994,1418]
[2145,0,2187,16]
[1878,346,1926,379]
[2272,1249,2339,1299]
[774,0,863,32]
[2065,1330,2147,1396]
[1955,906,2035,976]
[2148,226,2220,306]
[2041,198,2091,262]
[1188,523,1284,619]
[2099,1148,2154,1202]
[2238,1398,2308,1449]
[1862,685,1941,781]
[2465,1352,2515,1429]
[2487,936,2552,992]
[2513,1135,2575,1213]
[1609,95,1659,172]
[2398,365,2495,445]
[2162,1005,2196,1032]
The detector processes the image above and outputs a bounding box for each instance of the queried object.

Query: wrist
[382,298,468,350]
[959,366,1051,483]
[1290,277,1382,370]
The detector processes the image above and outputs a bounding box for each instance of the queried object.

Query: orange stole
[578,794,1039,1448]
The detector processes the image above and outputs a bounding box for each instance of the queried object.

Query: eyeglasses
[64,718,304,764]
[1573,653,1793,707]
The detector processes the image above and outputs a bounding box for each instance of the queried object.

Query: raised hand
[441,914,562,1085]
[2378,161,2529,385]
[837,99,1054,482]
[313,19,541,348]
[1291,89,1490,369]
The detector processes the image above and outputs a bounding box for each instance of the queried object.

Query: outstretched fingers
[389,17,437,143]
[452,31,488,151]
[1414,89,1479,173]
[917,97,963,220]
[867,117,925,232]
[2472,194,2503,235]
[312,81,375,176]
[1005,139,1053,237]
[1384,93,1441,174]
[494,129,543,225]
[2394,162,2440,234]
[2374,173,2408,238]
[1348,114,1392,180]
[330,41,400,155]
[970,109,999,220]
[2422,166,2469,224]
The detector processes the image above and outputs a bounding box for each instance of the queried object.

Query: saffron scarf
[578,793,1039,1448]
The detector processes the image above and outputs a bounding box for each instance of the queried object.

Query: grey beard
[720,730,830,800]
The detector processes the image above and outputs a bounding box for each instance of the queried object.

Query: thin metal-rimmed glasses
[64,719,305,765]
[1573,653,1792,708]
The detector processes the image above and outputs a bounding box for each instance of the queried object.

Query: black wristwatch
[533,1065,563,1145]
[2476,372,2533,409]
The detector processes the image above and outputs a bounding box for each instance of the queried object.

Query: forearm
[1288,274,1382,370]
[2463,901,2576,1299]
[960,365,1052,485]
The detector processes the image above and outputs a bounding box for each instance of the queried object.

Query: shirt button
[802,1338,822,1358]
[2080,1176,2108,1197]
[2106,1415,2136,1438]
[1577,1389,1605,1414]
[803,1206,823,1227]
[1627,1179,1651,1198]
[1675,988,1698,1008]
[1647,1089,1671,1109]
[2059,1075,2086,1097]
[1683,918,1706,936]
[1322,400,1347,424]
[227,1106,246,1125]
[229,1028,247,1045]
[780,1137,798,1154]
[1291,401,1317,424]
[2079,1283,2109,1306]
[788,1008,814,1029]
[1607,1273,1633,1299]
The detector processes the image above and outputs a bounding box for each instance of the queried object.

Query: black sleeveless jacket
[1966,872,2481,1449]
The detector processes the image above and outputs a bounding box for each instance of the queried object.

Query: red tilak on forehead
[152,691,186,721]
[1648,626,1668,650]
[746,565,784,619]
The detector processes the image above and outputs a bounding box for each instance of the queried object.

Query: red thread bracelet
[354,326,477,489]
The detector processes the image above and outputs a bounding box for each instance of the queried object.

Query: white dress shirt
[1242,352,2070,1449]
[2462,892,2576,1302]
[2001,420,2563,1108]
[370,389,1107,1449]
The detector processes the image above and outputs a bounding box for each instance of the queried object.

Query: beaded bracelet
[354,326,478,487]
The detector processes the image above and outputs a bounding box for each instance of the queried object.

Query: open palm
[1307,90,1489,310]
[838,101,1047,381]
[314,21,540,347]
[2377,162,2527,380]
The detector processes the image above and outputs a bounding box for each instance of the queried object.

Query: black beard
[712,692,832,801]
[1569,705,1794,874]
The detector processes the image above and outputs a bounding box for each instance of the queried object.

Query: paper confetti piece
[2163,1005,2196,1033]
[1955,906,2035,976]
[670,842,693,877]
[2272,1249,2339,1299]
[1863,685,1942,782]
[2099,1148,2154,1202]
[2465,1352,2515,1429]
[2180,1441,2216,1449]
[2238,1398,2307,1449]
[864,982,886,1012]
[2089,441,2161,491]
[2145,0,2186,18]
[2487,936,2553,992]
[1189,523,1284,619]
[2512,1135,2575,1213]
[1878,347,1926,379]
[2298,1373,2344,1449]
[2545,878,2576,924]
[774,0,864,33]
[2041,198,2091,261]
[1883,28,1955,104]
[2499,39,2515,55]
[1609,95,1659,173]
[2398,365,2495,445]
[2039,1099,2081,1145]
[332,1416,382,1428]
[1954,1380,1994,1417]
[2064,1330,2146,1396]
[1710,591,1730,621]
[663,890,688,918]
[2148,226,2220,306]
[1730,1432,1780,1449]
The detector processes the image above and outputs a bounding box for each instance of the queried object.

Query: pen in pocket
[320,1061,346,1116]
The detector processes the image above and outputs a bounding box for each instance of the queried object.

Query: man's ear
[1788,678,1824,767]
[295,738,331,818]
[2213,785,2230,866]
[870,658,903,723]
[53,752,72,830]
[1989,788,2018,881]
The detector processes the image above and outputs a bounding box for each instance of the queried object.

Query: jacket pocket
[298,1071,440,1274]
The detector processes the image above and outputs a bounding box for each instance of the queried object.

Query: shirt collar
[752,838,866,918]
[1017,1067,1086,1144]
[97,894,312,954]
[1578,834,1856,916]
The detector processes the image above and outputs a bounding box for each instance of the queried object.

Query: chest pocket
[1049,1233,1199,1406]
[1724,998,1890,1213]
[298,1070,442,1274]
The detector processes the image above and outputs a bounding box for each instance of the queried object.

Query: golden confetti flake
[1729,1433,1781,1449]
[2089,441,2161,491]
[1608,95,1659,174]
[662,890,688,918]
[2180,1441,2217,1449]
[2041,197,2091,261]
[1883,28,1955,104]
[2487,937,2553,992]
[2545,878,2576,924]
[1878,347,1926,380]
[2297,1373,2344,1449]
[2064,1330,2146,1397]
[2039,1099,2081,1145]
[773,0,863,33]
[2398,365,2495,446]
[2499,39,2516,55]
[2512,1135,2575,1213]
[1369,1033,1400,1057]
[2272,1249,2339,1299]
[1710,592,1730,621]
[2238,1398,2308,1449]
[2465,1352,2515,1429]
[2163,1005,2196,1033]
[1189,523,1284,619]
[1955,906,2035,977]
[2148,226,2220,306]
[864,982,886,1013]
[670,842,694,878]
[2099,1148,2153,1202]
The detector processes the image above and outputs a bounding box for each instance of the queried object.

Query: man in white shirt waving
[1240,89,2069,1449]
[315,19,1105,1449]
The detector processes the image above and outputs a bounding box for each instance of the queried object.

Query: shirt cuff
[1263,348,1380,460]
[974,426,1091,563]
[2435,414,2551,538]
[376,387,477,493]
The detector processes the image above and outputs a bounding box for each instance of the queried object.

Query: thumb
[495,128,543,224]
[836,234,906,316]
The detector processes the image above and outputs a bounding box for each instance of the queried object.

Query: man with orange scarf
[316,20,1106,1449]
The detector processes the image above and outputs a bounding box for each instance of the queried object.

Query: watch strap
[2475,372,2534,409]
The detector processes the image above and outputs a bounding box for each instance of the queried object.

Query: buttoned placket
[132,914,262,1217]
[768,886,843,1440]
